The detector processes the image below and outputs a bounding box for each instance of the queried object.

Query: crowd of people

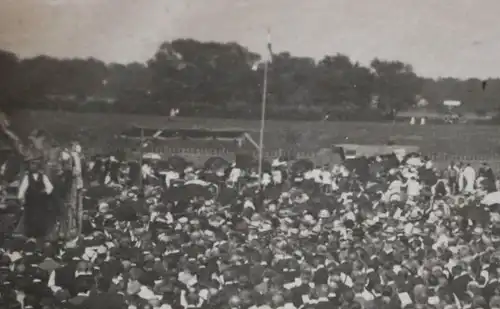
[2,150,500,309]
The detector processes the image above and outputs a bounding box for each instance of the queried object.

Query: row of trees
[0,39,498,120]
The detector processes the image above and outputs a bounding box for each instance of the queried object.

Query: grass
[10,110,500,163]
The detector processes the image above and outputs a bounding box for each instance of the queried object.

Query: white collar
[75,271,92,277]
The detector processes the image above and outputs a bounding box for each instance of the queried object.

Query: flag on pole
[252,30,273,70]
[264,30,273,63]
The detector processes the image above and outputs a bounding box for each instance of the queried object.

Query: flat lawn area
[11,110,500,162]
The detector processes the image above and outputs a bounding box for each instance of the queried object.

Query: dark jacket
[81,292,127,309]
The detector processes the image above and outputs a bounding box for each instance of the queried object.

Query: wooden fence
[84,145,500,170]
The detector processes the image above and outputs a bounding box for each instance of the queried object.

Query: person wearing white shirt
[141,163,156,185]
[331,177,339,192]
[262,173,272,187]
[228,167,241,187]
[462,164,476,194]
[304,170,314,180]
[271,169,282,185]
[340,165,350,178]
[385,178,403,202]
[321,168,332,194]
[18,158,54,239]
[163,170,180,188]
[331,164,341,176]
[311,168,322,184]
[70,142,83,188]
[388,179,404,192]
[405,177,421,199]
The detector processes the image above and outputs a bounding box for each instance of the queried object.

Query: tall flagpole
[139,127,144,191]
[258,30,270,185]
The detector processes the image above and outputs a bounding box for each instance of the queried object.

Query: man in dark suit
[312,259,328,286]
[68,278,94,308]
[48,254,80,296]
[483,270,500,303]
[451,265,472,301]
[314,285,338,309]
[290,276,313,308]
[81,277,127,309]
[17,156,54,239]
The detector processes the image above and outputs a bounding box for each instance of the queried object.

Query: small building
[117,126,261,164]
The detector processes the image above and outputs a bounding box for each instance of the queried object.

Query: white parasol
[185,179,210,187]
[142,152,161,160]
[406,157,423,167]
[481,191,500,206]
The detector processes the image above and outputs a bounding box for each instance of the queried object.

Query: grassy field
[10,110,500,164]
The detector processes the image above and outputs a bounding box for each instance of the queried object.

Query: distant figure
[420,117,426,125]
[170,108,180,117]
[410,117,416,125]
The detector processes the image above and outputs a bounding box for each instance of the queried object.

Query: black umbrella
[259,159,272,173]
[167,180,219,201]
[155,160,172,171]
[204,157,230,171]
[84,185,121,200]
[166,156,188,173]
[235,153,271,172]
[291,159,314,174]
[217,186,239,205]
[186,180,219,199]
[235,153,254,170]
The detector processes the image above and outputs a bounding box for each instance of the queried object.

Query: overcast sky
[0,0,499,78]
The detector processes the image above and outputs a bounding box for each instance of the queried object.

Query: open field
[11,110,500,165]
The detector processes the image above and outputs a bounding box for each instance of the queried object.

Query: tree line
[0,39,499,121]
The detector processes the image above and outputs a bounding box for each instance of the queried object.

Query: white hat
[99,202,109,213]
[333,220,343,232]
[299,230,310,238]
[304,214,315,223]
[412,227,423,235]
[258,223,272,233]
[96,245,107,255]
[319,209,331,219]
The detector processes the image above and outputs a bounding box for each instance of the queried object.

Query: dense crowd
[2,152,500,309]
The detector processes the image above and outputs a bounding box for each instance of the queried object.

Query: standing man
[57,142,84,240]
[70,142,84,190]
[462,163,477,195]
[70,141,84,237]
[445,162,460,195]
[17,155,54,239]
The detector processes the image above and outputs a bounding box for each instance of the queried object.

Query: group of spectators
[2,151,500,309]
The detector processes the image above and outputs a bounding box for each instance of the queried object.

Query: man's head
[28,158,43,172]
[71,141,82,154]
